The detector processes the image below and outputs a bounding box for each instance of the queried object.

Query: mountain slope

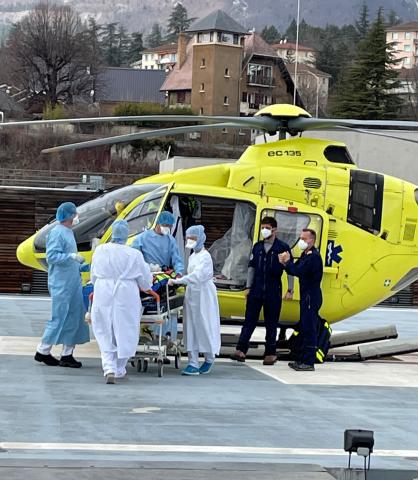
[1,0,417,33]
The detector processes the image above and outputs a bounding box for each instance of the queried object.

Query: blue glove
[80,263,91,273]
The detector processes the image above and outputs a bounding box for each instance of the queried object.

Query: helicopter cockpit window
[124,185,168,237]
[324,145,354,165]
[263,209,323,256]
[33,183,160,253]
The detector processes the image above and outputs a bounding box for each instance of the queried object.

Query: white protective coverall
[176,249,221,367]
[91,243,153,377]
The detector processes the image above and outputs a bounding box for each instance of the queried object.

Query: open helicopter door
[260,204,326,318]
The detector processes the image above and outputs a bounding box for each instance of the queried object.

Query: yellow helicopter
[8,104,418,325]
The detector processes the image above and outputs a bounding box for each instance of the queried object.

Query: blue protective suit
[42,224,90,346]
[131,229,184,274]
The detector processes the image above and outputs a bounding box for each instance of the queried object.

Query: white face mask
[185,239,197,250]
[72,215,80,226]
[297,239,309,251]
[160,226,170,236]
[261,227,273,239]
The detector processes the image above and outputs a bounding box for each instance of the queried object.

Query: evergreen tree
[355,2,370,40]
[115,24,130,66]
[83,17,104,102]
[101,22,119,66]
[333,8,402,119]
[128,31,143,65]
[166,3,191,42]
[386,10,402,27]
[285,19,297,42]
[261,25,281,44]
[146,23,163,48]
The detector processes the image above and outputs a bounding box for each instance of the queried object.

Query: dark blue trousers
[237,295,282,356]
[298,294,321,366]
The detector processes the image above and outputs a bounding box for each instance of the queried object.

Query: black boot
[59,355,82,368]
[34,351,60,366]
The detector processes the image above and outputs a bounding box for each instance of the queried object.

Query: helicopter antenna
[263,132,267,143]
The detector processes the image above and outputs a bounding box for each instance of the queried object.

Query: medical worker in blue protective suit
[35,202,90,368]
[132,211,184,358]
[279,228,323,371]
[169,225,220,375]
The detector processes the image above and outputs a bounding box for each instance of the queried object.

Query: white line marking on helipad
[130,407,161,414]
[0,295,50,302]
[0,443,417,459]
[247,361,290,384]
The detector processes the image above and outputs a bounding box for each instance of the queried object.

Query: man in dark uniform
[279,228,323,371]
[231,217,293,365]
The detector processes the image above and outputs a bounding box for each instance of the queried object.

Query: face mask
[297,239,309,251]
[72,215,80,226]
[185,239,197,249]
[261,228,273,239]
[160,226,170,236]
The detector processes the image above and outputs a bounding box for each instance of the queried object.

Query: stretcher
[130,283,185,377]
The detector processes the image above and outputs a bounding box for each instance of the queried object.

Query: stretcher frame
[130,284,184,377]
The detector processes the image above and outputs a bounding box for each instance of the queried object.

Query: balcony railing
[247,75,275,87]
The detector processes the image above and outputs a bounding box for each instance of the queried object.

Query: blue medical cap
[111,220,130,244]
[157,211,175,225]
[186,225,206,251]
[56,202,77,222]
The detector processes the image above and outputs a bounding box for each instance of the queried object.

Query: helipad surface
[0,295,418,479]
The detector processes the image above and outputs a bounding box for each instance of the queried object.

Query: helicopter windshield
[34,183,161,253]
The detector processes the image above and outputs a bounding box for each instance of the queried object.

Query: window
[233,34,239,45]
[217,32,234,44]
[124,186,168,237]
[262,209,323,254]
[224,67,230,77]
[405,57,411,65]
[247,63,273,85]
[405,32,412,39]
[347,170,384,234]
[405,44,412,52]
[197,32,211,43]
[199,107,204,115]
[200,83,205,92]
[392,32,399,40]
[200,58,206,68]
[33,184,160,253]
[223,96,229,105]
[177,91,186,103]
[242,91,247,102]
[222,128,228,134]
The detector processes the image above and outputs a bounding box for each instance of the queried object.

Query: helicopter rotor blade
[42,122,251,154]
[289,117,418,132]
[1,114,279,132]
[331,126,418,144]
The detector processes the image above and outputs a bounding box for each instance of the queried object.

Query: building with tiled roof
[142,42,179,71]
[386,21,418,69]
[272,40,316,65]
[161,12,302,117]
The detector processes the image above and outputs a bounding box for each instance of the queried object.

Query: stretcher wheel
[136,359,142,372]
[157,359,163,378]
[175,352,181,369]
[143,360,148,373]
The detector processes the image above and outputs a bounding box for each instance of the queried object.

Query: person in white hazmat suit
[90,220,153,384]
[169,225,220,376]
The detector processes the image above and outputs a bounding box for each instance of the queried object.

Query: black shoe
[163,357,171,365]
[230,351,246,362]
[290,362,315,371]
[59,355,82,368]
[34,351,60,366]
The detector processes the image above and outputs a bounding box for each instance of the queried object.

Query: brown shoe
[230,350,246,362]
[263,355,277,365]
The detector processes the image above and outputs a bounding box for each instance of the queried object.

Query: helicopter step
[330,324,398,348]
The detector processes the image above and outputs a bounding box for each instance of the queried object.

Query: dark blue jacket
[249,238,292,299]
[284,246,323,306]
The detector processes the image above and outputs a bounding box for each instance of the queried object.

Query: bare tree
[7,2,91,107]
